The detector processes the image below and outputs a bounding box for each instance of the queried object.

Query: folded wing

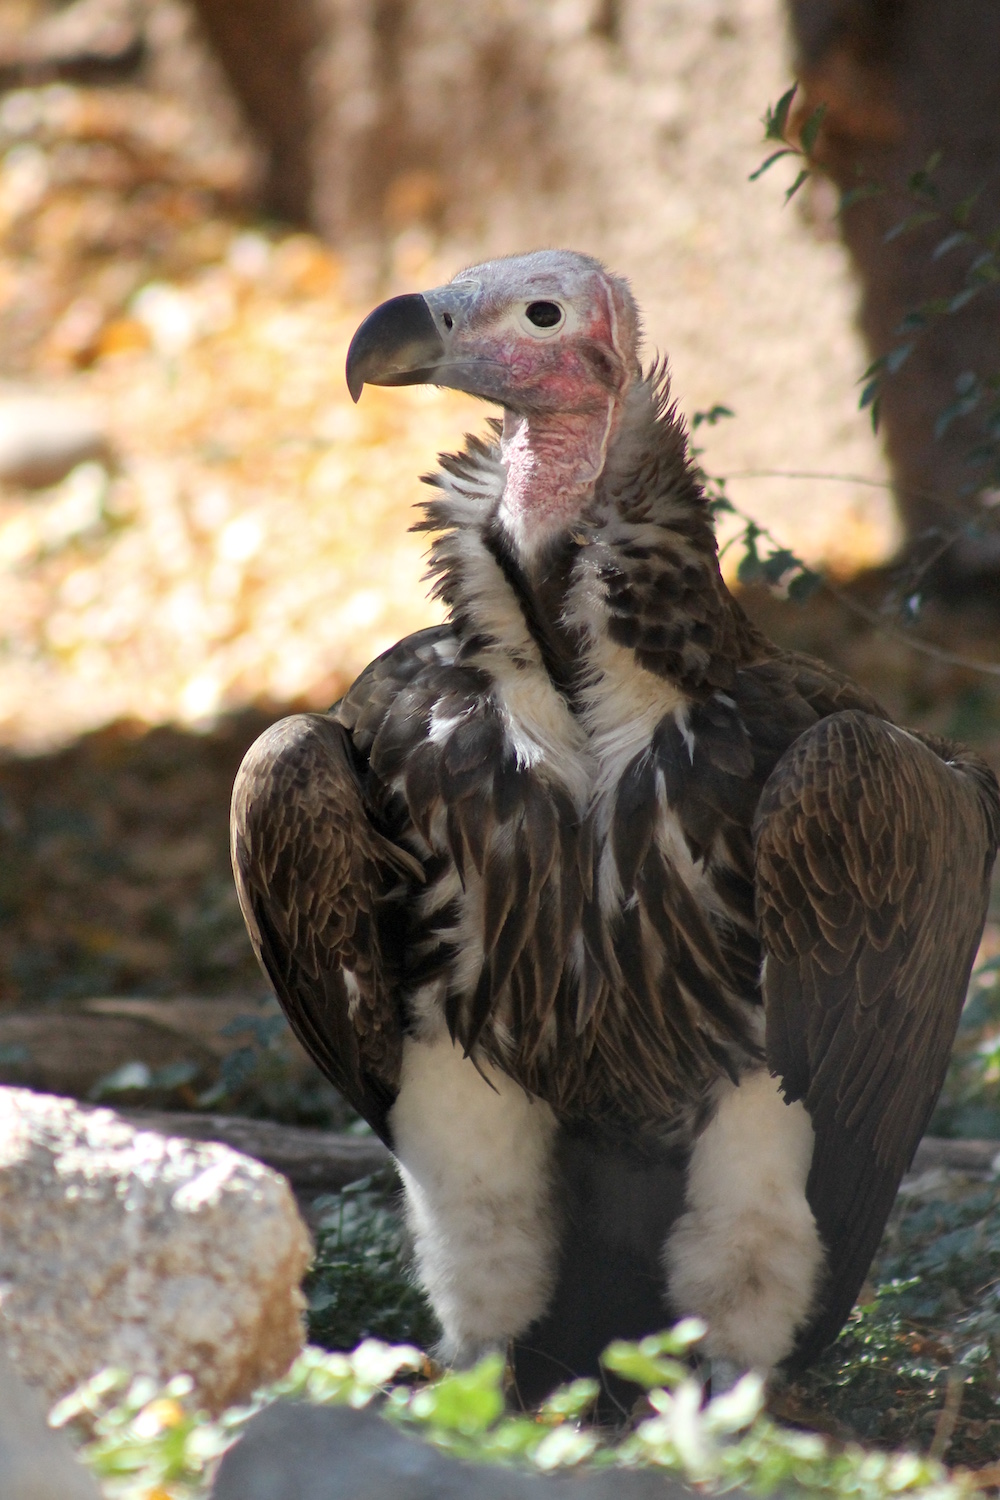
[754,710,1000,1366]
[231,712,422,1145]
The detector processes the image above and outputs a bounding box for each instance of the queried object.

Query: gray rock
[211,1402,685,1500]
[0,1341,98,1500]
[0,396,109,487]
[0,1088,312,1412]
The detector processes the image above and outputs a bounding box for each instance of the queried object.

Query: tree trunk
[181,0,323,224]
[789,0,1000,593]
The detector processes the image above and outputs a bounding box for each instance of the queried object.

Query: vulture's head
[346,251,643,552]
[346,250,641,416]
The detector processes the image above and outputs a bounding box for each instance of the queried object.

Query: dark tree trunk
[183,0,556,264]
[789,0,1000,592]
[184,0,324,225]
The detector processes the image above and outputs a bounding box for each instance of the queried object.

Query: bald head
[346,250,641,415]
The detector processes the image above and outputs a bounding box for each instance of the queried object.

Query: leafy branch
[62,1324,968,1499]
[752,88,1000,497]
[692,410,1000,680]
[748,84,826,203]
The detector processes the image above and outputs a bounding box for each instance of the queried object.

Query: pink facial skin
[433,264,637,558]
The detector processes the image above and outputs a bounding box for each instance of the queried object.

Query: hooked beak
[345,293,446,403]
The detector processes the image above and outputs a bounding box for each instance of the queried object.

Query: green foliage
[305,1172,440,1351]
[755,88,1000,508]
[691,407,824,603]
[749,84,826,203]
[203,1000,350,1127]
[933,959,1000,1140]
[55,1344,427,1499]
[51,1370,239,1499]
[63,1323,968,1500]
[791,1174,1000,1467]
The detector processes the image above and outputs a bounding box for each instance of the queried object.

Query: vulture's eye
[524,301,564,330]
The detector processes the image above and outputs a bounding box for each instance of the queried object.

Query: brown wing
[754,710,1000,1367]
[231,712,422,1145]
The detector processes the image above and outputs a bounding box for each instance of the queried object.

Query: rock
[211,1402,685,1500]
[0,996,320,1104]
[0,1011,219,1100]
[910,1136,1000,1176]
[0,397,110,488]
[0,1088,311,1413]
[0,1341,99,1500]
[119,1110,391,1197]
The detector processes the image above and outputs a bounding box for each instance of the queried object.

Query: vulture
[231,250,1000,1405]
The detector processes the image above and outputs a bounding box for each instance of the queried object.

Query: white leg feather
[664,1069,824,1371]
[390,1034,559,1365]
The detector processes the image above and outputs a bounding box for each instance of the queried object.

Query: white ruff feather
[390,1034,559,1364]
[664,1069,824,1371]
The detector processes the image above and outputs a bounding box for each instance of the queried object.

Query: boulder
[0,1341,98,1500]
[211,1401,685,1500]
[0,1088,311,1412]
[0,397,110,488]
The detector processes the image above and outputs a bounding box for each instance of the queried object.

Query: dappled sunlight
[0,196,483,744]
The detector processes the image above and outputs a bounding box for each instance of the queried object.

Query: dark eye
[525,301,563,329]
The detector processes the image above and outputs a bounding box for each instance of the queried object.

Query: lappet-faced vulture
[232,250,1000,1404]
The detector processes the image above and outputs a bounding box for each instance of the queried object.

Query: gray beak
[345,293,446,403]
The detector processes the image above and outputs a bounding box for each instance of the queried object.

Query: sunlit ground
[0,72,904,750]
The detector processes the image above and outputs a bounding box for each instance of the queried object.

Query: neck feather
[497,401,619,562]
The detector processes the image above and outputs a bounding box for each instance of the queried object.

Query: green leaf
[907,153,942,199]
[90,1060,153,1096]
[954,184,984,227]
[799,102,827,156]
[885,342,914,375]
[748,147,796,182]
[760,548,800,584]
[861,354,888,379]
[933,231,973,260]
[691,404,735,427]
[408,1356,506,1436]
[859,377,881,409]
[737,551,764,585]
[839,182,886,211]
[784,167,811,203]
[538,1378,600,1421]
[935,391,981,440]
[602,1324,704,1390]
[884,210,939,243]
[763,84,797,142]
[948,286,980,313]
[787,567,823,602]
[150,1059,199,1089]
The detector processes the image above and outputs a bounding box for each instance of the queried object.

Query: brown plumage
[231,250,999,1399]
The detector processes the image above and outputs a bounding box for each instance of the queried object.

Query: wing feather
[231,711,422,1145]
[754,710,1000,1367]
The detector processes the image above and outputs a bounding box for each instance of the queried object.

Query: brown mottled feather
[231,712,423,1145]
[755,712,1000,1365]
[230,360,1000,1372]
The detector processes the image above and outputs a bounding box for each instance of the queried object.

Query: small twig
[721,467,895,491]
[714,487,1000,681]
[819,579,1000,679]
[929,1367,964,1461]
[719,465,999,516]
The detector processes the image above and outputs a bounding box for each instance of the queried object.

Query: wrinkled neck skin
[496,396,622,566]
